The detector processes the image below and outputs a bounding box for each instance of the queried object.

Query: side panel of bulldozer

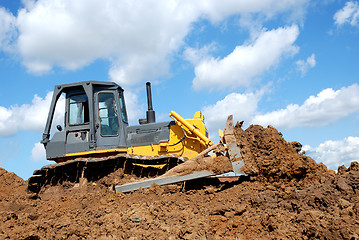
[62,117,208,161]
[126,121,173,146]
[126,118,208,160]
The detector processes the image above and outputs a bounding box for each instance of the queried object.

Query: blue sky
[1,0,359,180]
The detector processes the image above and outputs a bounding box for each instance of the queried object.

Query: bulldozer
[28,81,244,193]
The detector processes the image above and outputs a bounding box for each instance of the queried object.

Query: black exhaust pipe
[146,82,156,123]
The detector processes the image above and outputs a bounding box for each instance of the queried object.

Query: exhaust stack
[146,82,156,123]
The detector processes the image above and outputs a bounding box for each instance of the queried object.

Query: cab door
[65,92,91,154]
[95,91,121,148]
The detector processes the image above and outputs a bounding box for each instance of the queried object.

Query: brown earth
[161,155,233,177]
[1,124,359,239]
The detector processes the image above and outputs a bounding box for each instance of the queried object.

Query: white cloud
[192,25,300,91]
[201,83,359,139]
[0,7,17,52]
[21,0,36,10]
[296,53,316,76]
[16,0,198,82]
[334,1,359,26]
[305,136,359,170]
[0,92,65,137]
[123,90,145,124]
[0,107,13,136]
[252,84,359,129]
[202,89,265,138]
[6,0,308,85]
[31,142,46,162]
[183,43,217,65]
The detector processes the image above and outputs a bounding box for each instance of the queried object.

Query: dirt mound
[0,168,26,198]
[1,124,359,239]
[208,162,359,239]
[236,124,328,183]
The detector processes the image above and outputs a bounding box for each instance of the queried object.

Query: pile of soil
[1,124,359,239]
[236,124,329,183]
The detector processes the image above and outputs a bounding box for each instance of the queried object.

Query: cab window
[98,92,119,136]
[69,94,89,125]
[119,91,128,123]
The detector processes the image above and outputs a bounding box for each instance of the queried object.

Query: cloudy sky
[1,0,359,179]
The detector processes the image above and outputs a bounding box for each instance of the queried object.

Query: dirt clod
[1,124,359,239]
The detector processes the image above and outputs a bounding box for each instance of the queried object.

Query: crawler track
[27,154,185,193]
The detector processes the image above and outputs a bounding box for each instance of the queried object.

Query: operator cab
[42,81,129,160]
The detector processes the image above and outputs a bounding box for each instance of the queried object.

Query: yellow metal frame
[169,111,213,146]
[65,148,127,157]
